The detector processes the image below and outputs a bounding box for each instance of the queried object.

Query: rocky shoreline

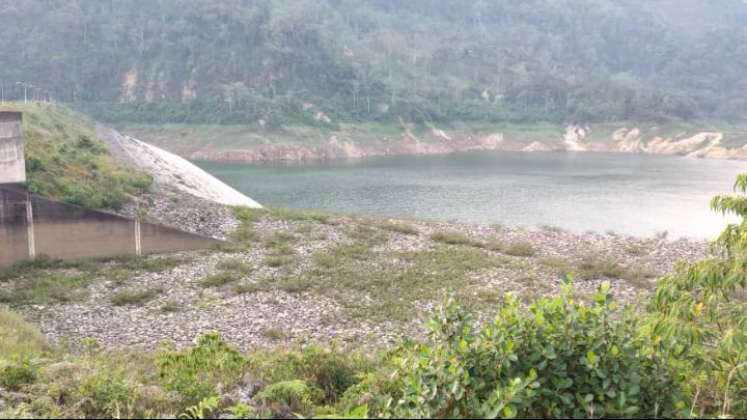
[12,209,707,352]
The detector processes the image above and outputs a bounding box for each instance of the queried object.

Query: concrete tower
[0,111,26,185]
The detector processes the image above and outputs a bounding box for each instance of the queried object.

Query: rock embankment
[97,126,260,239]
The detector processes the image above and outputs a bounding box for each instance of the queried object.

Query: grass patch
[262,328,289,341]
[200,271,242,288]
[159,300,181,313]
[111,256,184,273]
[263,231,297,255]
[0,307,51,361]
[347,225,389,245]
[538,257,574,278]
[110,287,163,306]
[576,256,654,287]
[376,221,419,236]
[235,207,335,225]
[265,255,294,268]
[0,272,94,306]
[255,240,500,321]
[504,242,536,257]
[430,231,484,248]
[234,282,265,295]
[231,225,260,243]
[485,239,504,252]
[216,258,252,274]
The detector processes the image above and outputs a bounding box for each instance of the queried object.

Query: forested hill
[2,0,747,125]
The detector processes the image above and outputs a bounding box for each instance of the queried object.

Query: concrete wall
[0,112,26,185]
[0,186,222,266]
[0,187,30,265]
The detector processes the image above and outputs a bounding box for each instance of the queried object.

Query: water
[197,152,746,239]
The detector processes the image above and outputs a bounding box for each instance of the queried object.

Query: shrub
[504,241,536,257]
[256,346,365,404]
[430,231,483,248]
[156,332,248,405]
[255,380,322,414]
[377,221,419,236]
[643,174,747,417]
[75,367,138,418]
[109,287,163,306]
[216,258,252,273]
[199,271,241,288]
[0,361,36,391]
[387,285,681,418]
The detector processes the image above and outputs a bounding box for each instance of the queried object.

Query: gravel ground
[16,212,708,352]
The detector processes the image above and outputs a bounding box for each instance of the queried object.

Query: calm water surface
[198,152,746,239]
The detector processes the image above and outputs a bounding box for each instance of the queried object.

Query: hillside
[0,103,152,209]
[1,0,747,125]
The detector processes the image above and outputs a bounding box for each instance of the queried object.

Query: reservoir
[198,152,746,239]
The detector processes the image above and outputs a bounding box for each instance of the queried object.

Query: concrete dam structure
[0,112,221,266]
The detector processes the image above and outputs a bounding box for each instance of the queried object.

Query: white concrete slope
[99,127,262,208]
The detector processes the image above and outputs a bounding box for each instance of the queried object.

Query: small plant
[199,271,241,288]
[233,282,265,295]
[216,258,252,273]
[255,380,322,414]
[109,287,163,306]
[577,256,628,279]
[262,328,288,341]
[159,300,181,313]
[0,361,36,391]
[485,239,504,252]
[265,255,293,268]
[504,241,536,257]
[179,396,219,419]
[157,332,248,405]
[377,221,419,236]
[231,225,259,243]
[430,231,484,248]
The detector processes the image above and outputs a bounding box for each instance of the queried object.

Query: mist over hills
[1,0,746,124]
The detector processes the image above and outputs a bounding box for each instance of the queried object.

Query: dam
[0,111,221,266]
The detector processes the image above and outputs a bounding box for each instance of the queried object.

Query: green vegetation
[0,103,152,209]
[156,332,248,405]
[252,240,500,321]
[1,177,745,418]
[109,287,163,306]
[504,241,537,257]
[199,271,241,288]
[430,231,484,248]
[375,221,419,236]
[3,1,747,126]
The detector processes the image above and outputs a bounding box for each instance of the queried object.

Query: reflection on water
[198,152,746,239]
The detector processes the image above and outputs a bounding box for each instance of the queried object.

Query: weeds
[110,287,163,306]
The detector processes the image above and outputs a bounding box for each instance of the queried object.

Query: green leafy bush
[256,346,365,404]
[387,285,681,418]
[644,174,747,417]
[157,332,248,405]
[0,361,36,391]
[255,380,322,414]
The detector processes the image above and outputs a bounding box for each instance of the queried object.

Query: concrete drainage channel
[0,111,223,266]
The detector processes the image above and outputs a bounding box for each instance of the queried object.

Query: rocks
[16,212,708,353]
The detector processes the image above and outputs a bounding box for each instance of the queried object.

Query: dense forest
[1,0,747,124]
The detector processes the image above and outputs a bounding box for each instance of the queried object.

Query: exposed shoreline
[121,122,747,163]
